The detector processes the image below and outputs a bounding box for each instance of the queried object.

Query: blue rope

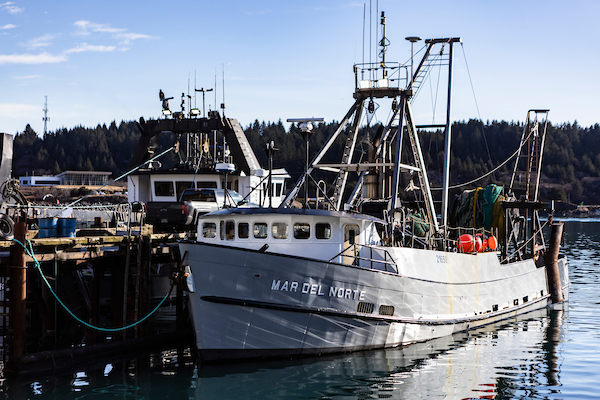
[12,238,175,332]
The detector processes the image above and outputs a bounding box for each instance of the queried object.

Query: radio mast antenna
[42,96,49,135]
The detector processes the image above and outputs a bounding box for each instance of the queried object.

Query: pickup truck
[145,188,246,230]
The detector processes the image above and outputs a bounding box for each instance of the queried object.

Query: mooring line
[12,238,175,332]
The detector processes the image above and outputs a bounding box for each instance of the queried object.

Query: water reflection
[2,307,566,399]
[191,308,565,399]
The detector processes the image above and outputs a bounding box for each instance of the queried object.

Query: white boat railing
[330,243,397,273]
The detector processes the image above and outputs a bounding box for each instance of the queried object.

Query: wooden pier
[0,221,193,376]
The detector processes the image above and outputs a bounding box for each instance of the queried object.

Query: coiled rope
[12,238,175,332]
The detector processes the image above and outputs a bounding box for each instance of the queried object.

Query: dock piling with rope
[0,222,193,376]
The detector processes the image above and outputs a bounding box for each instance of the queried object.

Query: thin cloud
[0,2,23,14]
[1,23,16,29]
[25,34,56,49]
[0,103,37,118]
[115,32,153,45]
[65,43,116,54]
[0,52,66,65]
[73,20,154,45]
[14,74,41,80]
[74,20,125,35]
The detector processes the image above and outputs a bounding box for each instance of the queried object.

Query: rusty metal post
[11,222,27,357]
[545,222,564,303]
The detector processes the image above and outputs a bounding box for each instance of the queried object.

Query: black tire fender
[0,213,15,240]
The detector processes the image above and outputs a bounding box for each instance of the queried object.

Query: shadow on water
[2,308,567,399]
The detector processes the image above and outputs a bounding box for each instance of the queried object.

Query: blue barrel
[58,218,77,238]
[39,217,58,238]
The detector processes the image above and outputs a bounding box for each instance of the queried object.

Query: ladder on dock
[509,109,549,201]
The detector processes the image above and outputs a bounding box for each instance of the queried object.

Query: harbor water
[2,219,599,399]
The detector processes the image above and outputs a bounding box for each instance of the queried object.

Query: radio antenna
[221,63,225,116]
[42,96,49,135]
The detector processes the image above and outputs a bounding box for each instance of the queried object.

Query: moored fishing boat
[179,16,569,362]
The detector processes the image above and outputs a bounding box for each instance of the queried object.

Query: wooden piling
[545,222,564,304]
[11,222,27,357]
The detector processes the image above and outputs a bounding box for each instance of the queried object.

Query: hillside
[11,118,600,205]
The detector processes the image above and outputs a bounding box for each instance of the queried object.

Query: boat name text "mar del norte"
[271,280,366,300]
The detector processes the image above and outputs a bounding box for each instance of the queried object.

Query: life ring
[0,214,14,240]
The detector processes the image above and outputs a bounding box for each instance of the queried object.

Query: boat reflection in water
[193,308,565,399]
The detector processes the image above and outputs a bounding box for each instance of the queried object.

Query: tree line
[12,118,600,204]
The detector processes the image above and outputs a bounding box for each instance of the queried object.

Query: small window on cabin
[254,222,268,239]
[316,223,332,239]
[176,181,193,201]
[293,223,310,239]
[225,220,235,240]
[272,222,289,239]
[220,221,225,240]
[275,182,283,196]
[238,222,249,239]
[196,181,218,188]
[154,181,174,197]
[202,222,216,238]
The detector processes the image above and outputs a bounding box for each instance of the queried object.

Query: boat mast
[440,38,460,229]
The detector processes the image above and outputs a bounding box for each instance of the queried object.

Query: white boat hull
[178,241,569,361]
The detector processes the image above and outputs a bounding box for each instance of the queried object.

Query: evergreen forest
[12,118,600,205]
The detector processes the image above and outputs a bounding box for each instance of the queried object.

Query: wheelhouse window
[238,222,249,239]
[176,181,193,200]
[293,223,310,239]
[225,220,235,240]
[196,181,218,188]
[272,222,288,239]
[202,222,216,238]
[254,222,268,239]
[154,181,174,197]
[316,223,331,239]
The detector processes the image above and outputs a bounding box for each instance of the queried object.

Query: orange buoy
[487,235,498,250]
[458,234,474,253]
[474,235,483,252]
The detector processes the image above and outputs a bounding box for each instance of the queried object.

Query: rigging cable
[460,42,494,173]
[431,120,539,190]
[64,145,176,209]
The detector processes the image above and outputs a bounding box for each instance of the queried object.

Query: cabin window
[196,181,218,188]
[202,222,216,238]
[238,222,249,239]
[254,222,268,239]
[225,220,235,240]
[275,182,283,196]
[176,181,193,200]
[272,222,288,239]
[316,223,331,239]
[293,223,310,239]
[220,221,225,240]
[154,181,174,197]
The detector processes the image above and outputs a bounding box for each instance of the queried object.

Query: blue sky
[1,0,598,136]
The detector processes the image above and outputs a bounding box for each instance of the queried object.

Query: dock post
[545,222,564,304]
[139,235,151,337]
[11,221,27,357]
